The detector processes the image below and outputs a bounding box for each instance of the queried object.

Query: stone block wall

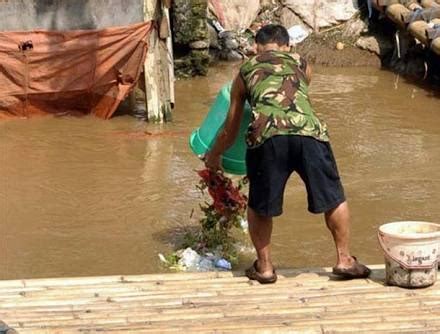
[172,0,210,77]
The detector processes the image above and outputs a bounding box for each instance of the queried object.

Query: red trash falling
[197,169,247,218]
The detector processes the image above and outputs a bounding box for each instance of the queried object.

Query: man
[205,24,370,283]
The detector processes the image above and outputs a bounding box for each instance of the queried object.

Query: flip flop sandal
[245,260,277,284]
[332,256,371,279]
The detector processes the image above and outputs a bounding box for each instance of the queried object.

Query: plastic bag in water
[178,248,202,271]
[215,258,232,270]
[198,258,216,272]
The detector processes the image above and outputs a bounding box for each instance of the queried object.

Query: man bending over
[205,24,370,283]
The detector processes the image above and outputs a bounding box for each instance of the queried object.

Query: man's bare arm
[205,74,247,170]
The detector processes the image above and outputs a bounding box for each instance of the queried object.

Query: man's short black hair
[255,24,289,46]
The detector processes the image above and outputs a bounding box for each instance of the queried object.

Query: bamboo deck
[0,265,440,333]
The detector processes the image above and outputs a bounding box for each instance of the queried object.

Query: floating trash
[215,258,232,270]
[160,247,232,272]
[158,170,247,272]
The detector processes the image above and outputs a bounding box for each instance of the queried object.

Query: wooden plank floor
[0,265,439,333]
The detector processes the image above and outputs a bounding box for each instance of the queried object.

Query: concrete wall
[0,0,144,31]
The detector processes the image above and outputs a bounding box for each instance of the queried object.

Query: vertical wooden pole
[164,5,175,107]
[143,0,174,122]
[144,0,161,122]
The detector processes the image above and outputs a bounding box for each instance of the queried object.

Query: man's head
[255,24,290,53]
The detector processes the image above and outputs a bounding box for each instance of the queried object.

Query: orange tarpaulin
[0,22,152,120]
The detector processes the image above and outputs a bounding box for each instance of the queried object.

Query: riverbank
[171,0,440,83]
[294,29,382,67]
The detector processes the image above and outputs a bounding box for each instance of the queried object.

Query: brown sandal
[245,260,277,284]
[332,256,371,279]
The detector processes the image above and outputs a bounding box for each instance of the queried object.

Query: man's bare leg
[325,201,356,269]
[247,207,275,276]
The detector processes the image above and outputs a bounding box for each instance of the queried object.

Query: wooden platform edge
[0,265,387,288]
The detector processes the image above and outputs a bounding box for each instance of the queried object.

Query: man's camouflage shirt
[240,50,329,148]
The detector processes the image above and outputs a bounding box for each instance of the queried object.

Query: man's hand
[204,151,222,171]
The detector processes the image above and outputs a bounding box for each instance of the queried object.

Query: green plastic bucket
[189,82,251,175]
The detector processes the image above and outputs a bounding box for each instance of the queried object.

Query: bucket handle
[377,232,436,270]
[378,232,404,268]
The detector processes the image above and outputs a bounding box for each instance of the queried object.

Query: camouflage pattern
[240,50,329,147]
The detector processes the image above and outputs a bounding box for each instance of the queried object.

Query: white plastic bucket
[378,221,440,288]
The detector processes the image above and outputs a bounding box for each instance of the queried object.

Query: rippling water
[1,64,439,279]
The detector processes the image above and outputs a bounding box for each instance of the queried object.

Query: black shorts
[246,135,345,217]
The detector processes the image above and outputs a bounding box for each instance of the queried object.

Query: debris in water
[158,170,248,272]
[336,42,345,50]
[197,169,247,218]
[215,258,232,270]
[163,247,233,272]
[178,248,202,271]
[158,253,168,264]
[239,217,249,232]
[113,130,189,139]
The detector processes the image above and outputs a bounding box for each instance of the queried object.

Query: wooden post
[164,5,175,107]
[143,0,174,122]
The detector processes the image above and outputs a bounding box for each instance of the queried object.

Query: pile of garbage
[159,247,233,271]
[159,170,249,272]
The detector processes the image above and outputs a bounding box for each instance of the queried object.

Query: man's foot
[332,256,371,279]
[245,260,277,284]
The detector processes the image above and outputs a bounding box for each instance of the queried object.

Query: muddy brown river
[1,65,439,280]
